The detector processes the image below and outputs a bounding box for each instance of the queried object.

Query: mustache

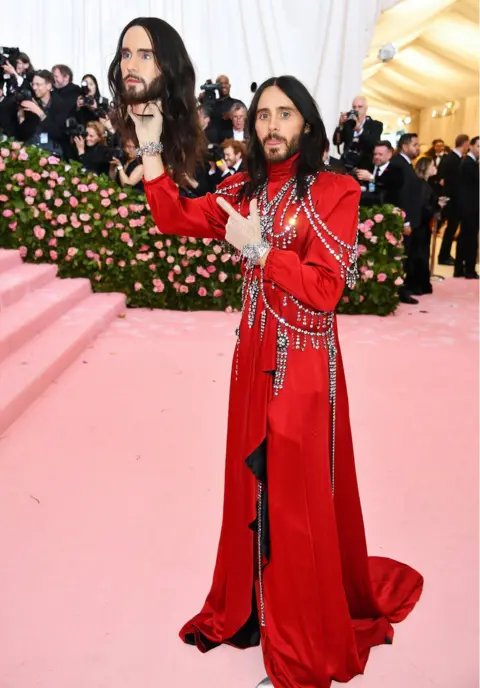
[120,75,164,106]
[263,134,287,145]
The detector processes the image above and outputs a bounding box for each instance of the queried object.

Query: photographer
[1,51,35,94]
[208,138,245,189]
[208,75,246,143]
[109,138,144,193]
[76,73,110,127]
[17,70,68,157]
[73,120,110,175]
[333,95,383,173]
[52,64,81,117]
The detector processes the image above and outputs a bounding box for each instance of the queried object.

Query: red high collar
[266,152,300,182]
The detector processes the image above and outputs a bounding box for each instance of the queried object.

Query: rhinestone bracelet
[136,142,164,158]
[241,241,270,267]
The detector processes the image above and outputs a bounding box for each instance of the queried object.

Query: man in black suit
[455,136,479,279]
[355,140,403,205]
[207,138,246,190]
[390,133,422,304]
[333,95,383,172]
[323,140,345,172]
[210,75,246,144]
[437,133,470,265]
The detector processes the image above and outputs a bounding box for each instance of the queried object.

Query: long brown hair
[414,155,434,180]
[108,17,205,184]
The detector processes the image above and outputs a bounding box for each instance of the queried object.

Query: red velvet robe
[144,156,423,688]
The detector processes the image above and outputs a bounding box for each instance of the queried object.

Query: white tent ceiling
[362,0,479,124]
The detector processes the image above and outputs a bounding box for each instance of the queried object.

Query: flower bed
[0,140,404,315]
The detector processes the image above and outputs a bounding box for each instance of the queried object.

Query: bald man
[333,95,383,173]
[210,74,246,142]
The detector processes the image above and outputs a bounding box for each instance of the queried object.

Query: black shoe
[438,257,455,266]
[399,295,419,304]
[465,273,479,279]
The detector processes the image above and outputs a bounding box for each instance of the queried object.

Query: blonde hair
[86,121,106,145]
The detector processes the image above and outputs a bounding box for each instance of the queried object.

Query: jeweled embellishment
[273,327,289,395]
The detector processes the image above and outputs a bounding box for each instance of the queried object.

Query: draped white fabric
[0,0,399,137]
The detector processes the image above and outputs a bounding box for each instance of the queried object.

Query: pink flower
[225,306,233,313]
[57,214,68,225]
[101,198,111,207]
[79,213,90,221]
[11,141,21,150]
[0,194,8,202]
[54,198,63,207]
[48,155,60,164]
[67,247,78,257]
[77,184,89,192]
[165,239,172,247]
[155,241,164,249]
[49,250,58,261]
[9,222,17,231]
[357,244,367,256]
[69,196,79,207]
[377,273,387,282]
[2,209,13,218]
[364,219,374,230]
[178,246,186,255]
[106,257,114,265]
[167,256,175,264]
[168,271,174,283]
[359,295,365,302]
[185,275,196,284]
[343,296,349,303]
[218,272,228,283]
[33,225,46,240]
[32,173,41,182]
[19,150,29,161]
[118,192,127,200]
[48,238,57,247]
[106,221,114,229]
[118,206,129,218]
[203,238,212,246]
[153,279,165,293]
[172,265,181,274]
[148,226,161,235]
[134,282,143,291]
[39,157,48,167]
[118,260,126,268]
[365,269,374,279]
[0,161,5,172]
[25,196,35,205]
[221,253,231,263]
[100,189,109,198]
[83,225,93,234]
[213,245,222,255]
[213,289,223,298]
[159,250,166,258]
[49,171,59,180]
[373,214,384,223]
[369,236,378,244]
[401,210,406,219]
[394,276,404,286]
[120,232,131,243]
[207,254,217,263]
[198,287,207,297]
[19,246,27,257]
[364,231,373,239]
[101,230,109,238]
[1,148,10,157]
[207,265,216,274]
[35,249,43,258]
[179,285,189,294]
[88,183,98,192]
[93,213,101,220]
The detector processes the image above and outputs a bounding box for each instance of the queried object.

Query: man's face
[352,97,367,120]
[223,146,240,168]
[16,59,29,75]
[232,108,246,131]
[52,68,69,89]
[373,145,392,166]
[255,85,304,163]
[434,140,444,155]
[120,25,162,106]
[217,75,230,97]
[32,77,51,100]
[471,139,479,159]
[461,139,471,155]
[198,110,210,130]
[403,136,419,159]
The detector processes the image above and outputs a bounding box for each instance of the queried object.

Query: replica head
[108,17,205,182]
[241,75,327,200]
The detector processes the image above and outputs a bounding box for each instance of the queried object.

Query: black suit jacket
[374,162,403,205]
[389,154,422,228]
[325,154,345,173]
[459,155,479,217]
[438,150,463,207]
[17,92,70,155]
[333,116,383,169]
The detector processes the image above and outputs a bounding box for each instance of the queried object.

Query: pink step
[0,249,22,273]
[0,263,58,309]
[0,277,92,363]
[0,292,126,436]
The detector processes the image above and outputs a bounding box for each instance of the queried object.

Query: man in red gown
[114,20,423,688]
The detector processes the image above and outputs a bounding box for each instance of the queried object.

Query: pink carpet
[0,278,478,688]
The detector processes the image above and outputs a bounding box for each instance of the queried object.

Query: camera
[206,143,224,164]
[345,109,359,122]
[0,46,19,68]
[65,117,85,138]
[15,85,34,104]
[110,146,127,165]
[200,79,220,104]
[80,80,95,107]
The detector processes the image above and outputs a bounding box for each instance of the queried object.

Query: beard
[120,75,164,108]
[262,133,300,162]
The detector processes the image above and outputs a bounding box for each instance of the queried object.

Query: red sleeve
[144,172,236,240]
[262,173,360,312]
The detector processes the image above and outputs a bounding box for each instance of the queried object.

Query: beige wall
[418,96,479,149]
